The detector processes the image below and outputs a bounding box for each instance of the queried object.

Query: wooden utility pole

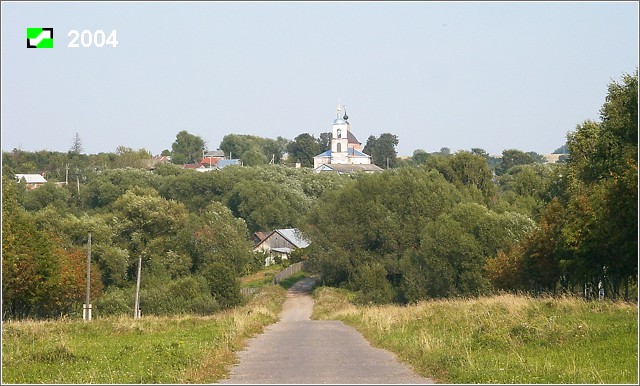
[83,233,92,321]
[133,256,142,319]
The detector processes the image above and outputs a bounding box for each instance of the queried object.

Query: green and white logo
[27,28,53,48]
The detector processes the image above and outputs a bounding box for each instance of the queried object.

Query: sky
[1,1,638,157]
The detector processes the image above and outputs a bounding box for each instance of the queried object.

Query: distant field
[312,287,638,384]
[2,286,287,384]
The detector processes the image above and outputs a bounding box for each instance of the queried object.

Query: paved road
[219,277,434,384]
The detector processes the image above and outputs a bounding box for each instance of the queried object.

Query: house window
[337,129,342,139]
[337,143,342,152]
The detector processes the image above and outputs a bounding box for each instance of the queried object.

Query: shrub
[200,262,241,309]
[94,287,133,317]
[351,262,395,305]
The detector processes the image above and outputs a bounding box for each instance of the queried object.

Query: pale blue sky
[2,1,638,157]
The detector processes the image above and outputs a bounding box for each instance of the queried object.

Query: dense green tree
[287,133,321,167]
[171,130,205,164]
[425,151,496,204]
[20,182,72,211]
[363,133,399,169]
[188,202,254,275]
[496,149,545,175]
[158,169,221,212]
[412,149,430,164]
[241,147,268,166]
[471,148,489,158]
[494,163,556,217]
[200,262,241,309]
[80,168,161,209]
[304,168,467,294]
[401,203,535,301]
[560,71,638,299]
[110,187,190,287]
[352,262,395,305]
[113,146,153,169]
[553,144,569,154]
[227,179,310,232]
[318,132,332,152]
[219,134,286,164]
[2,175,60,318]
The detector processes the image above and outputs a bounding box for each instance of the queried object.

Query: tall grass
[312,287,638,384]
[2,286,287,384]
[240,264,284,288]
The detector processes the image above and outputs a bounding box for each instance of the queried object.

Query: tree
[21,181,72,211]
[242,147,267,166]
[189,202,253,275]
[110,187,190,315]
[70,132,83,154]
[114,146,152,169]
[171,130,205,164]
[227,180,310,233]
[363,133,399,169]
[219,134,286,164]
[553,144,568,154]
[2,175,60,318]
[560,70,638,299]
[303,167,466,295]
[496,149,544,175]
[439,147,451,156]
[200,262,241,309]
[426,151,496,203]
[412,149,430,164]
[287,133,321,167]
[318,132,332,152]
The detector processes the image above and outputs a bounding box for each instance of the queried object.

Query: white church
[313,104,383,174]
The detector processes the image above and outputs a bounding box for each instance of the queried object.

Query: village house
[199,150,226,167]
[15,173,47,189]
[253,228,310,266]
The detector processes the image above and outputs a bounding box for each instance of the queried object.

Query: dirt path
[218,277,434,384]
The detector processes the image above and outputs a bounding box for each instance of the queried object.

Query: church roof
[314,148,369,158]
[314,164,383,173]
[347,131,360,144]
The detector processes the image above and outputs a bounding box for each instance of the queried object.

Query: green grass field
[1,286,287,384]
[312,287,638,384]
[240,264,284,288]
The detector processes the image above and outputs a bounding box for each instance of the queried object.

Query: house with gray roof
[15,174,47,189]
[253,228,311,266]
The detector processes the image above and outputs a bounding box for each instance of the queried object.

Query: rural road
[218,277,434,384]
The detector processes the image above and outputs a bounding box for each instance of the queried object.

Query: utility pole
[65,164,69,185]
[133,256,142,319]
[83,233,92,321]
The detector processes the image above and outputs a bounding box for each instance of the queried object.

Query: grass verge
[2,285,287,384]
[312,287,638,384]
[240,265,283,289]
